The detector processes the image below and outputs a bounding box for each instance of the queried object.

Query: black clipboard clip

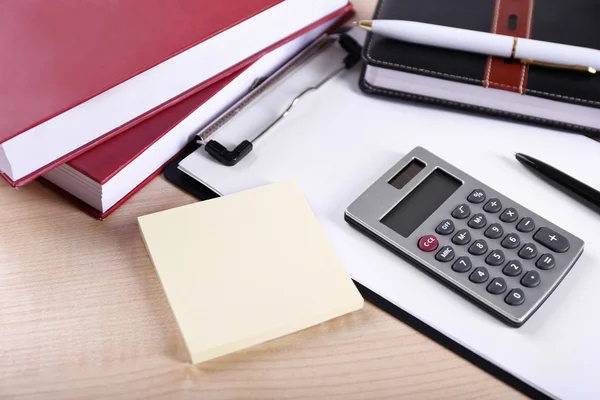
[194,30,363,166]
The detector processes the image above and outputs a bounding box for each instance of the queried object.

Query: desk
[0,1,524,398]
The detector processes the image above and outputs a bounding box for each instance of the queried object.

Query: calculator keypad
[468,213,487,229]
[521,270,541,288]
[500,207,519,222]
[435,246,455,262]
[536,254,555,270]
[467,189,486,204]
[484,223,504,239]
[483,198,502,213]
[420,187,576,321]
[452,204,471,219]
[470,267,490,283]
[517,217,535,232]
[487,278,507,294]
[452,256,472,272]
[519,243,538,259]
[436,219,455,235]
[468,239,488,255]
[501,233,520,249]
[485,249,505,266]
[506,289,525,306]
[534,227,570,253]
[503,260,523,277]
[452,229,471,245]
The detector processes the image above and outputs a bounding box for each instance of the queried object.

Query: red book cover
[38,4,354,219]
[39,69,246,219]
[0,0,350,187]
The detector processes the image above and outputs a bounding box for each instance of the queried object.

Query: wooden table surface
[1,1,525,399]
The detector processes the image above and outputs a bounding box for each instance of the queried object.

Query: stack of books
[1,0,353,218]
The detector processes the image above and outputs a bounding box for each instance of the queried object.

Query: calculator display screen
[381,168,461,237]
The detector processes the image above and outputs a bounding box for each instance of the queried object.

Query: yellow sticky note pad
[138,180,363,364]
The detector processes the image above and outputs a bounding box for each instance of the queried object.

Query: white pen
[358,20,598,74]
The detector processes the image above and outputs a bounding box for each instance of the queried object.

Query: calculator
[344,147,585,327]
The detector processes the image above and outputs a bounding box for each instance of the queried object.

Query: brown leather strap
[483,0,535,94]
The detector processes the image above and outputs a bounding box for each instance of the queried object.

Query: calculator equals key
[345,146,585,327]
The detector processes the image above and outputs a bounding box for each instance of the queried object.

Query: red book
[39,10,351,219]
[0,0,350,187]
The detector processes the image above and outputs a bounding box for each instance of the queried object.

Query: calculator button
[485,249,505,266]
[468,239,488,256]
[435,219,455,235]
[536,254,556,270]
[487,278,507,295]
[452,256,472,273]
[516,217,535,233]
[418,235,439,252]
[483,198,502,213]
[518,243,538,259]
[451,204,471,219]
[521,271,541,288]
[505,289,525,306]
[501,233,521,249]
[503,260,523,277]
[435,246,455,262]
[467,213,487,229]
[484,223,504,239]
[469,267,490,283]
[533,227,570,253]
[467,189,486,204]
[452,229,471,246]
[500,207,519,223]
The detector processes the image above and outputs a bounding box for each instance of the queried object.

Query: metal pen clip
[520,58,596,74]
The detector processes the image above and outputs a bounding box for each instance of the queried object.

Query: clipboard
[161,29,557,400]
[165,25,590,398]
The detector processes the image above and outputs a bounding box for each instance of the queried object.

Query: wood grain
[0,1,524,398]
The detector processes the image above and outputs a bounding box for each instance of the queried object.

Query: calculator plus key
[484,223,504,239]
[469,267,490,283]
[517,217,535,233]
[503,260,523,277]
[435,246,455,262]
[452,229,471,246]
[505,289,525,306]
[435,219,455,235]
[452,204,471,219]
[536,254,556,270]
[452,256,472,273]
[501,233,521,249]
[487,278,507,295]
[519,243,538,259]
[534,227,570,253]
[468,213,487,229]
[521,271,541,288]
[500,207,519,223]
[483,198,502,213]
[469,239,488,256]
[467,189,486,204]
[485,249,505,266]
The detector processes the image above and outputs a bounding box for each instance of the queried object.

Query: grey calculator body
[344,146,584,327]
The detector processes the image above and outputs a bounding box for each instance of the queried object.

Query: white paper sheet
[178,39,600,400]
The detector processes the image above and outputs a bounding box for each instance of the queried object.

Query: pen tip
[358,20,373,31]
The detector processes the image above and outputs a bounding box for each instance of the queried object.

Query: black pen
[515,153,600,212]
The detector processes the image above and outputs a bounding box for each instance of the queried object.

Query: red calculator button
[418,235,439,252]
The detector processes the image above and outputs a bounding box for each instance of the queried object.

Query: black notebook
[359,0,600,137]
